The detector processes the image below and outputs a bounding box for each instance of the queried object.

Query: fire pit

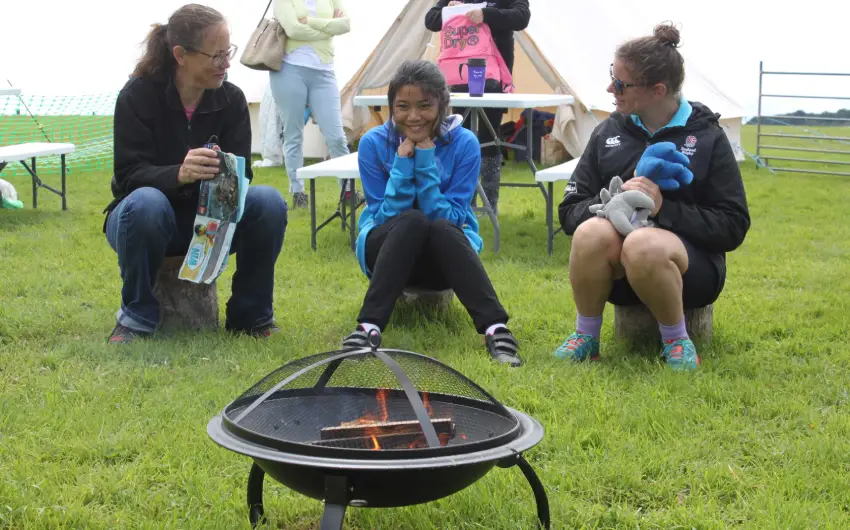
[207,331,549,529]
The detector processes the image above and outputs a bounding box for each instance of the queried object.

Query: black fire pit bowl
[207,331,549,529]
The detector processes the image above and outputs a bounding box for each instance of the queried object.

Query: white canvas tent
[337,0,745,161]
[243,0,745,163]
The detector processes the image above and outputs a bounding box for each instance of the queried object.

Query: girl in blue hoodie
[342,60,521,367]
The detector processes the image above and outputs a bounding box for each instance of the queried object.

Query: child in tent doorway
[343,60,521,367]
[425,0,530,215]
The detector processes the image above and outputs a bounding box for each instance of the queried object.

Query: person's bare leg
[569,217,626,317]
[556,218,626,360]
[619,228,688,326]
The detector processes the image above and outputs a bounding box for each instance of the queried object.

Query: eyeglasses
[186,44,238,68]
[609,63,642,95]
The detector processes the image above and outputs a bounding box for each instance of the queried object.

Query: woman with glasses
[270,0,354,209]
[103,4,289,344]
[554,22,751,370]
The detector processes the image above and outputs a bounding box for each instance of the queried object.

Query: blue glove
[636,142,694,190]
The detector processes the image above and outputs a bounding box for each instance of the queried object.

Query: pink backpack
[437,14,515,93]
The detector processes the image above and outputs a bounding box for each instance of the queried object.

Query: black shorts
[608,235,726,309]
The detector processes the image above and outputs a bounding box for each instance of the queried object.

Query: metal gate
[756,62,850,176]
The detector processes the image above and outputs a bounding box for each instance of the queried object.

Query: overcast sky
[1,0,846,118]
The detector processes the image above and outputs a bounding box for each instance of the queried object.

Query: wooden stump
[399,287,454,311]
[153,256,220,333]
[614,304,713,342]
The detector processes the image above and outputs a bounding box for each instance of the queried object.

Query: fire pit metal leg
[320,503,347,530]
[516,455,550,530]
[247,463,266,528]
[321,475,348,530]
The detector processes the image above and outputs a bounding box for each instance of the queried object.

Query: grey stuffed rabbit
[588,176,656,236]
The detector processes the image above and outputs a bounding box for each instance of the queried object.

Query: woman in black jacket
[425,0,530,214]
[103,4,288,344]
[555,23,750,370]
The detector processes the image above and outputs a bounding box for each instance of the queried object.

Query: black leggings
[358,210,509,332]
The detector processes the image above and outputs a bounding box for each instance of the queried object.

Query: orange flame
[371,435,380,450]
[376,388,389,422]
[422,391,433,418]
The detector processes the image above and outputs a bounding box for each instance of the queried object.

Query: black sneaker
[485,327,522,367]
[227,323,281,338]
[107,323,152,344]
[292,192,308,209]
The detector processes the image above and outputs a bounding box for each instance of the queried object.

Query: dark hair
[615,21,685,97]
[386,60,452,143]
[133,4,225,80]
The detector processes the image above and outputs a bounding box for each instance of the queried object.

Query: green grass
[1,126,850,529]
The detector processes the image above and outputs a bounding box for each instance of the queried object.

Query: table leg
[340,184,346,231]
[61,154,67,210]
[472,108,501,253]
[348,179,356,252]
[547,182,554,256]
[310,180,317,251]
[31,156,37,209]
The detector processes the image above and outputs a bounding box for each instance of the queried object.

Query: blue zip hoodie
[355,115,483,277]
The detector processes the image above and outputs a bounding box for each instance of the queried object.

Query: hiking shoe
[227,323,281,339]
[485,327,522,367]
[554,332,600,362]
[342,325,372,349]
[107,323,152,344]
[292,192,308,209]
[662,338,700,371]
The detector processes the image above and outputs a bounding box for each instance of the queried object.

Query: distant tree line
[748,109,850,126]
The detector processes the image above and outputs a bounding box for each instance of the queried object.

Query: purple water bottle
[459,58,487,97]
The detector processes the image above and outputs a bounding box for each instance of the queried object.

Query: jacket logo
[605,136,621,147]
[681,135,697,156]
[563,180,577,198]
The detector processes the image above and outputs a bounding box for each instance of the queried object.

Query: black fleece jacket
[558,101,751,273]
[104,74,252,229]
[425,0,531,72]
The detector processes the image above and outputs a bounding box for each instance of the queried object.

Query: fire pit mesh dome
[223,349,521,455]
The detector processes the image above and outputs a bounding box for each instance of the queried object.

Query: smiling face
[392,84,440,144]
[607,58,665,116]
[175,23,232,90]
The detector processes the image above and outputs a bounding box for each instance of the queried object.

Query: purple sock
[576,313,603,340]
[659,317,689,342]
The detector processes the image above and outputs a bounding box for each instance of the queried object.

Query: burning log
[316,418,455,450]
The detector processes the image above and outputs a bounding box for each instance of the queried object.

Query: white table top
[0,88,21,97]
[295,152,360,180]
[535,157,580,182]
[0,142,76,163]
[354,93,574,109]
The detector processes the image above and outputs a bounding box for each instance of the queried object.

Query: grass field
[1,125,849,529]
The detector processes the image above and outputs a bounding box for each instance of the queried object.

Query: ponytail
[133,23,173,80]
[131,4,226,81]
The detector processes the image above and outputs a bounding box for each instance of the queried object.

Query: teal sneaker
[554,332,600,362]
[662,338,700,371]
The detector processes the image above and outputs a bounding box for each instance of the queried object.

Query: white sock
[359,322,380,334]
[485,323,508,336]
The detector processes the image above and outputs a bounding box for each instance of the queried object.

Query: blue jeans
[269,63,350,193]
[105,186,288,332]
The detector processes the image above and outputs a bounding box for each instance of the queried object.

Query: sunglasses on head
[609,63,642,95]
